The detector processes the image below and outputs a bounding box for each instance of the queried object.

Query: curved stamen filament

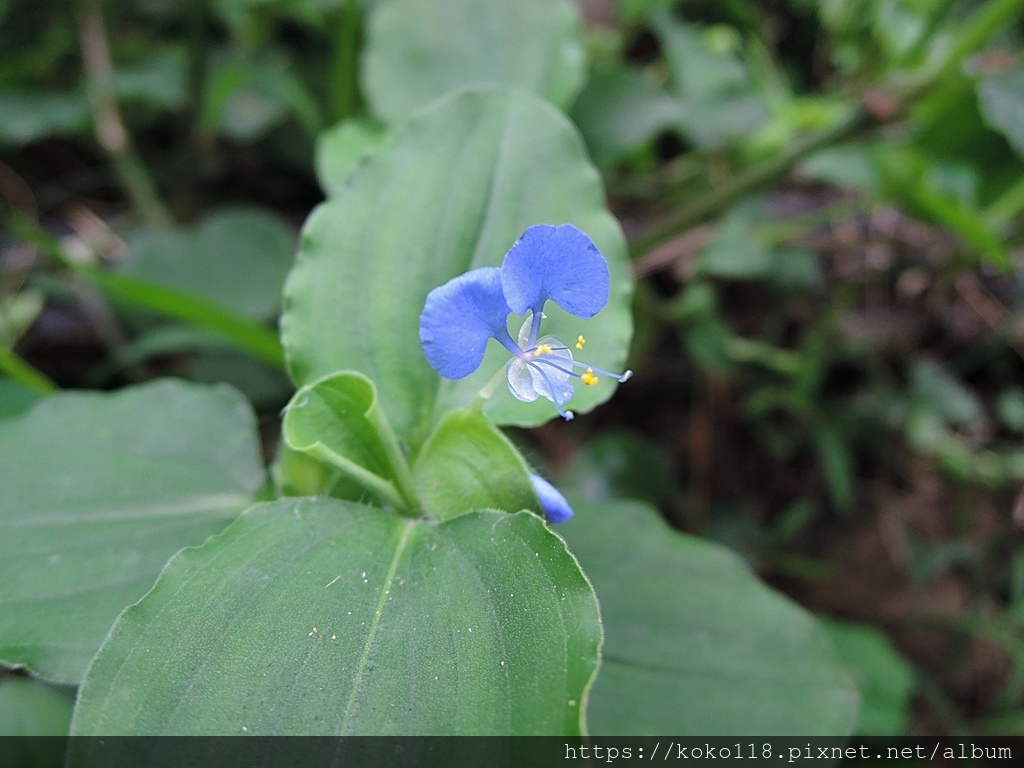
[526,361,574,421]
[532,355,633,383]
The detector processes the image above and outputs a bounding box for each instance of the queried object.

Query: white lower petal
[506,358,540,402]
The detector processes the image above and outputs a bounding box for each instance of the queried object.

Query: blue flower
[530,473,574,524]
[419,224,632,420]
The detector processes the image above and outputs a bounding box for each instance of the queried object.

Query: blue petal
[501,224,610,318]
[530,474,574,524]
[419,267,514,380]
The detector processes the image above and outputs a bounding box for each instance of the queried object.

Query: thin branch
[76,0,173,229]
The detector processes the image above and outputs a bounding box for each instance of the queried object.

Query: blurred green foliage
[2,0,1024,739]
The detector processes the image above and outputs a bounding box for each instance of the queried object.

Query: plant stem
[985,174,1024,230]
[306,442,410,511]
[328,0,363,123]
[0,346,58,394]
[10,213,285,371]
[365,402,421,515]
[630,0,1024,259]
[629,106,874,258]
[923,0,1024,93]
[76,0,174,229]
[178,0,211,220]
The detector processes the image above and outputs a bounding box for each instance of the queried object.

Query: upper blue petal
[501,224,610,318]
[530,473,574,524]
[419,267,513,380]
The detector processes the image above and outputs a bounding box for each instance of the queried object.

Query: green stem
[0,346,58,394]
[629,107,874,258]
[630,0,1024,260]
[985,174,1024,230]
[82,267,286,370]
[76,0,173,229]
[328,0,363,123]
[726,336,802,376]
[364,402,421,515]
[920,0,1024,94]
[178,0,210,220]
[10,213,285,371]
[473,366,508,408]
[306,442,409,511]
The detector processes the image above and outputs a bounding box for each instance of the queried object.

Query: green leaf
[571,63,682,168]
[821,619,914,736]
[413,408,539,522]
[559,431,677,511]
[121,208,296,320]
[0,674,73,736]
[282,372,417,510]
[697,207,774,280]
[315,119,390,196]
[113,48,188,111]
[910,359,984,428]
[0,380,265,684]
[0,93,89,145]
[651,13,766,148]
[362,0,586,124]
[813,423,856,513]
[202,53,323,140]
[83,267,285,370]
[70,500,601,735]
[978,67,1024,158]
[561,499,858,735]
[282,88,632,447]
[0,379,42,419]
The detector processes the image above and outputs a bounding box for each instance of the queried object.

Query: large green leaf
[282,88,632,447]
[69,500,601,735]
[121,208,295,320]
[362,0,585,124]
[0,381,265,684]
[413,408,539,521]
[561,499,858,735]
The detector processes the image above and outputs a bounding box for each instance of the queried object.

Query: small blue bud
[530,474,574,524]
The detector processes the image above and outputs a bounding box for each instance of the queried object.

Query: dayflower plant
[419,223,632,422]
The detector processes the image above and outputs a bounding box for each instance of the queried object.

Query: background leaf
[413,408,539,521]
[70,500,601,736]
[560,499,859,735]
[572,63,683,169]
[821,619,915,736]
[0,674,73,736]
[977,67,1024,158]
[361,0,586,124]
[315,119,390,196]
[120,207,296,320]
[282,88,633,448]
[0,380,265,684]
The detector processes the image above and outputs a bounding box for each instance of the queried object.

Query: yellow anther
[576,335,586,350]
[581,368,599,387]
[534,344,553,356]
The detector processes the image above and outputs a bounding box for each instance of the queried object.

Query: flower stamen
[581,368,598,387]
[576,335,585,350]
